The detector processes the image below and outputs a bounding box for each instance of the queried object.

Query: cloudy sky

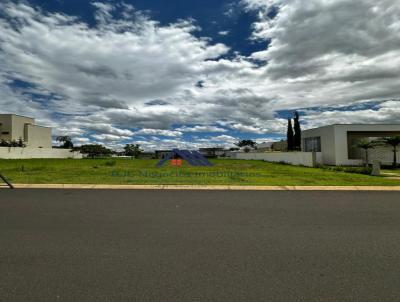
[0,0,399,150]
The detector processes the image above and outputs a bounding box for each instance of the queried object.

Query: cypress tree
[287,118,294,151]
[293,111,302,151]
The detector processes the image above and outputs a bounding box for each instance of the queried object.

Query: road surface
[1,189,400,301]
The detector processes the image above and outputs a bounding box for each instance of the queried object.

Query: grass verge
[0,158,399,186]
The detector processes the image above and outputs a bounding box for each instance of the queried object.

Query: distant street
[1,189,400,302]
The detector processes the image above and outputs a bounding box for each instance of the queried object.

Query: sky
[0,0,399,150]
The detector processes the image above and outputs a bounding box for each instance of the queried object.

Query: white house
[256,142,273,152]
[0,114,52,148]
[302,124,400,166]
[0,114,82,159]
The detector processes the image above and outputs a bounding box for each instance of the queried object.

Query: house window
[304,137,321,152]
[2,131,9,135]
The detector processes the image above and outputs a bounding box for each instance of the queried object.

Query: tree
[236,140,256,148]
[356,139,375,168]
[17,138,25,147]
[124,144,143,158]
[74,144,112,158]
[380,136,400,168]
[287,118,294,151]
[0,139,25,147]
[293,111,302,151]
[57,136,74,149]
[9,140,19,147]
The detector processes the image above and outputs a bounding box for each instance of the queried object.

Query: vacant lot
[0,158,399,186]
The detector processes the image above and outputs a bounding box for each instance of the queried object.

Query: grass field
[382,169,400,177]
[0,158,399,186]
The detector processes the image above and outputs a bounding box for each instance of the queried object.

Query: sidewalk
[2,184,400,191]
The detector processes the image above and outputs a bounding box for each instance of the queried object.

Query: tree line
[50,125,400,167]
[55,137,143,158]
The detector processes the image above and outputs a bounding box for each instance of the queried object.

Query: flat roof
[304,124,400,131]
[332,123,400,126]
[26,124,52,129]
[0,113,35,120]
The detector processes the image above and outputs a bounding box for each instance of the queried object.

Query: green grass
[0,158,399,186]
[382,169,400,177]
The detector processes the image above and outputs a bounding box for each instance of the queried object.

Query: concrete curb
[1,184,400,191]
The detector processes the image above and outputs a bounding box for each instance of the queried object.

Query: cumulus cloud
[209,135,237,144]
[91,134,131,141]
[176,125,228,133]
[301,100,400,129]
[243,0,400,109]
[0,2,229,108]
[0,0,399,150]
[134,129,183,137]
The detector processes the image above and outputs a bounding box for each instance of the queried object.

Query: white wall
[233,152,321,167]
[25,124,52,148]
[302,125,336,165]
[12,115,35,141]
[0,114,51,148]
[303,124,400,166]
[0,147,82,159]
[0,114,13,141]
[334,125,400,165]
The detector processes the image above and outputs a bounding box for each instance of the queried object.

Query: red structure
[170,159,183,166]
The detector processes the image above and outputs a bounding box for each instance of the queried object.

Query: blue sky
[0,0,399,150]
[26,0,267,55]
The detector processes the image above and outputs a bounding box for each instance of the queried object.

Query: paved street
[1,189,400,302]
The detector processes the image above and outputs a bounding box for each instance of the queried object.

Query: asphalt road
[1,189,400,302]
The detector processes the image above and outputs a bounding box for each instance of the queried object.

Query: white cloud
[222,119,287,134]
[209,135,237,143]
[91,134,131,141]
[0,0,399,149]
[241,0,400,109]
[176,125,228,133]
[72,137,90,145]
[134,129,183,137]
[302,100,400,129]
[0,2,229,112]
[218,31,230,36]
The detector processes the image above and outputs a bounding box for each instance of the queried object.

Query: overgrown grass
[0,158,399,186]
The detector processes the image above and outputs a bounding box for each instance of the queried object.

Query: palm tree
[381,136,400,168]
[356,139,375,168]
